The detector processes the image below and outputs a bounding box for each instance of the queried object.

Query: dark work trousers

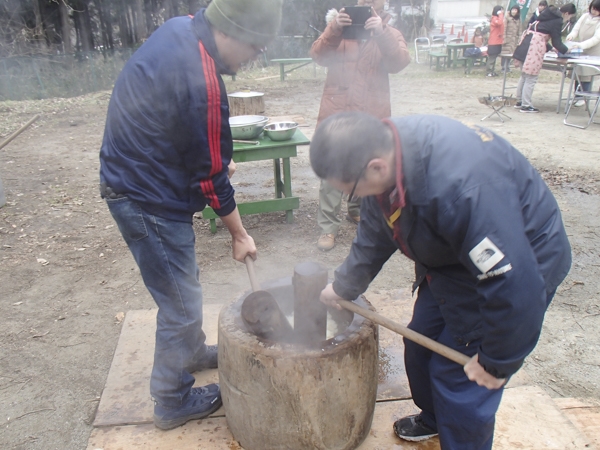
[403,281,504,450]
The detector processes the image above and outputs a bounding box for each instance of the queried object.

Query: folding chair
[564,64,600,129]
[431,34,447,50]
[414,37,431,64]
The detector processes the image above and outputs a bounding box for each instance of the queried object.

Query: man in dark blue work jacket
[310,111,571,449]
[99,0,283,431]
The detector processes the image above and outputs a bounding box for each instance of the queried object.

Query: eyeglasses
[345,163,368,202]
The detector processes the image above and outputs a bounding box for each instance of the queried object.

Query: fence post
[32,60,46,99]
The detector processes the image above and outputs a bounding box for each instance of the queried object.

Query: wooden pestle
[292,261,328,345]
[241,256,294,341]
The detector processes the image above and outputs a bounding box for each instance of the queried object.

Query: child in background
[472,27,484,47]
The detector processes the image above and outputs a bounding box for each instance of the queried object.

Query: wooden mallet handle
[337,299,470,366]
[244,255,261,292]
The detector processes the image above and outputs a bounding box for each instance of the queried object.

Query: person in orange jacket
[310,0,410,251]
[486,6,505,76]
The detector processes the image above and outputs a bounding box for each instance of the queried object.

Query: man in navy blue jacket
[99,0,283,430]
[310,112,571,449]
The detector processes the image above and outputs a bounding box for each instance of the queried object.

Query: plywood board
[89,362,590,449]
[87,417,240,450]
[87,400,436,450]
[362,387,593,450]
[494,386,592,449]
[93,305,223,427]
[554,397,600,449]
[358,400,441,449]
[94,292,417,429]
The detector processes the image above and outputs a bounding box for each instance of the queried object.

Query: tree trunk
[118,4,133,47]
[39,0,62,47]
[133,0,148,42]
[187,0,202,14]
[165,0,178,19]
[32,0,48,52]
[96,0,115,50]
[73,0,94,52]
[59,0,73,53]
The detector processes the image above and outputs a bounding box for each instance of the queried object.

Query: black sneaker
[520,106,539,113]
[393,414,439,442]
[514,101,522,108]
[153,384,222,430]
[189,344,218,372]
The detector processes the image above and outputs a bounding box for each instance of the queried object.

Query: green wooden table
[202,130,310,233]
[446,42,474,69]
[270,58,314,81]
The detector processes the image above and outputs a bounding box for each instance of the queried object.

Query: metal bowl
[229,115,269,139]
[263,122,298,141]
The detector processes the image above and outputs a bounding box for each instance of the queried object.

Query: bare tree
[58,0,73,53]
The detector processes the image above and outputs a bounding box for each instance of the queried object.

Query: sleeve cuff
[477,350,524,379]
[212,197,237,217]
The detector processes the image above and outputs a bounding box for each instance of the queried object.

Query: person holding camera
[310,0,410,251]
[486,6,505,77]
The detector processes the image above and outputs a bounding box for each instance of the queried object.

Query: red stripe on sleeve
[198,41,223,210]
[200,179,220,210]
[199,41,223,176]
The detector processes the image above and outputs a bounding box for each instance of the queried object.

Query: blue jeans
[106,197,208,407]
[575,80,592,96]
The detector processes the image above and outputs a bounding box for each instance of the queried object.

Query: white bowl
[229,115,269,139]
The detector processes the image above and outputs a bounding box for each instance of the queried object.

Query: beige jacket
[567,13,600,57]
[502,15,522,55]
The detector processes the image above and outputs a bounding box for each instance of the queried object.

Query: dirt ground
[1,60,599,450]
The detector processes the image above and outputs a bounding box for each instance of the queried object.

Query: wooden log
[219,289,378,450]
[228,91,265,116]
[293,261,328,345]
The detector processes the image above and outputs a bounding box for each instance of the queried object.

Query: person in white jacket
[566,0,600,104]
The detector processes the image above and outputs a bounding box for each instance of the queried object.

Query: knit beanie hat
[206,0,283,48]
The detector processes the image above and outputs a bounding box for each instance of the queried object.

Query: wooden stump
[218,281,378,450]
[228,91,265,116]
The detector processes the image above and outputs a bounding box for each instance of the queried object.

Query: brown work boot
[317,234,336,251]
[346,213,360,225]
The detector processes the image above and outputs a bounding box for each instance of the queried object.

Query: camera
[342,6,372,39]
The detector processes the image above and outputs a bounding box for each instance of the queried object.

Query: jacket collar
[538,6,562,22]
[385,117,429,206]
[192,9,235,76]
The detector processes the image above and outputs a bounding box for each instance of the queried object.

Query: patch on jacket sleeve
[469,237,505,274]
[477,263,512,280]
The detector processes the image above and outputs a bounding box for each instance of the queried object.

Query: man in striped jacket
[99,0,282,430]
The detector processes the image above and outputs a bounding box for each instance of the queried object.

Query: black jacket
[332,115,571,378]
[532,6,568,54]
